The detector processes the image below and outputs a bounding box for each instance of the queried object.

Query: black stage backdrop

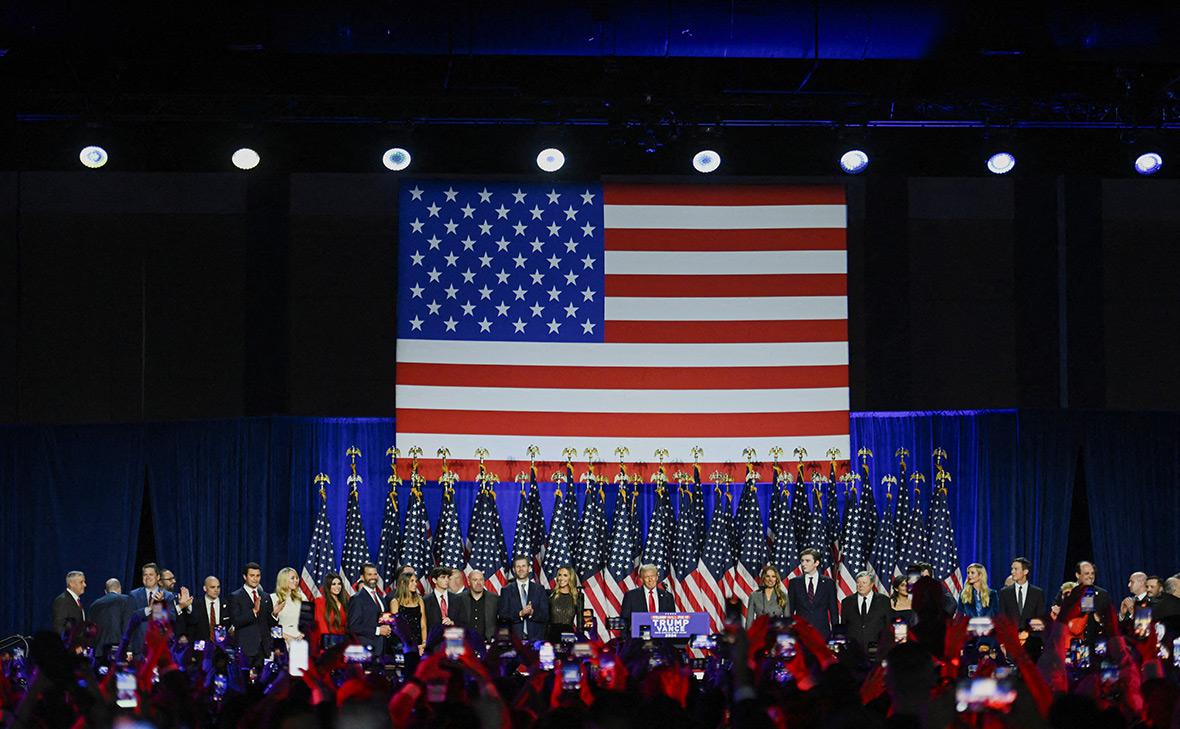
[2,410,1178,636]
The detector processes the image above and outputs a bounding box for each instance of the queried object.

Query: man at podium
[621,563,676,628]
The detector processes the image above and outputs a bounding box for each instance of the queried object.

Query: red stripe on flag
[605,273,847,297]
[396,409,851,438]
[604,185,846,206]
[397,362,849,390]
[605,228,846,251]
[605,319,848,344]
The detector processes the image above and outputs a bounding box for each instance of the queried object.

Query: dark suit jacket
[347,588,388,654]
[464,590,500,641]
[619,586,676,632]
[88,592,131,652]
[423,590,470,635]
[228,587,274,659]
[998,583,1046,630]
[496,580,550,640]
[126,586,175,653]
[52,591,85,634]
[840,592,890,651]
[177,596,230,642]
[787,574,840,637]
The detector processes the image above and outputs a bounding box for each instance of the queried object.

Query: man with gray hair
[840,570,889,657]
[620,563,675,632]
[51,570,87,633]
[89,578,131,655]
[1153,574,1180,623]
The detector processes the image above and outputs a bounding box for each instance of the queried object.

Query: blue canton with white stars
[398,182,606,342]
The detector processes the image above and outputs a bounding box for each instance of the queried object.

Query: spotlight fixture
[382,147,412,171]
[986,152,1016,175]
[231,148,261,170]
[692,149,721,173]
[536,148,565,173]
[79,146,109,169]
[1134,152,1163,176]
[838,149,869,174]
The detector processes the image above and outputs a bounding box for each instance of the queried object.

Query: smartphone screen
[893,621,908,643]
[968,617,993,636]
[1080,588,1095,613]
[344,644,372,663]
[116,671,138,708]
[1172,637,1180,667]
[271,626,284,639]
[444,627,465,659]
[288,639,309,676]
[539,642,556,671]
[562,662,580,690]
[192,639,207,652]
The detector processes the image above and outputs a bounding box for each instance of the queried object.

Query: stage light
[536,148,565,172]
[986,152,1016,175]
[839,149,869,174]
[1134,152,1163,176]
[382,147,412,171]
[692,150,721,173]
[79,146,108,169]
[231,148,260,170]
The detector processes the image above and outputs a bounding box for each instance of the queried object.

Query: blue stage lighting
[839,149,869,174]
[1134,152,1162,176]
[382,147,412,171]
[536,148,565,172]
[232,148,260,170]
[692,150,721,173]
[986,152,1016,175]
[79,146,108,169]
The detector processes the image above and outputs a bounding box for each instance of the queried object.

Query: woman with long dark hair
[312,572,348,650]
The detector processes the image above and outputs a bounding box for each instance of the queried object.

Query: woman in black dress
[547,565,585,642]
[388,573,427,654]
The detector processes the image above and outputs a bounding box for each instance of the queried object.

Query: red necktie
[75,596,84,619]
[209,601,217,639]
[807,577,815,601]
[648,590,656,612]
[441,594,449,619]
[252,590,260,612]
[372,589,382,610]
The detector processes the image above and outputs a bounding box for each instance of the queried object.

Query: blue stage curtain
[0,424,144,635]
[1077,411,1180,595]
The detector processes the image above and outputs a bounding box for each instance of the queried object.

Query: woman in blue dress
[957,563,998,618]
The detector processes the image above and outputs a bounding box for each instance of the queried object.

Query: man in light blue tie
[497,556,549,640]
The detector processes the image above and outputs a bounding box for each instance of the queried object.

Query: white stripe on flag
[603,204,847,229]
[397,385,849,414]
[394,434,851,464]
[397,339,850,367]
[604,250,846,276]
[604,296,848,321]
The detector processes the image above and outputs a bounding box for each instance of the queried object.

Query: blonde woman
[747,565,790,627]
[957,563,998,618]
[270,567,304,644]
[547,565,585,641]
[388,572,427,654]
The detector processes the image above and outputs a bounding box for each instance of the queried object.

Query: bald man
[89,579,131,655]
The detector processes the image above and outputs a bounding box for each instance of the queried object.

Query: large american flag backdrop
[395,181,850,475]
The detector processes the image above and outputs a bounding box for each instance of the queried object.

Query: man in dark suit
[620,564,676,632]
[424,566,469,637]
[52,571,87,634]
[88,578,131,656]
[463,570,499,641]
[497,557,549,640]
[998,557,1047,631]
[229,562,274,666]
[348,563,392,654]
[787,549,839,638]
[840,571,890,656]
[177,576,230,644]
[126,563,175,654]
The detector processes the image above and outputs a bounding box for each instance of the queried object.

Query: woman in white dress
[271,566,305,646]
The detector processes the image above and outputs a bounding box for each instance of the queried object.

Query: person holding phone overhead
[498,556,549,640]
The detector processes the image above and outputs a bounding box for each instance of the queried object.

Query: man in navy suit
[787,549,839,638]
[497,557,549,640]
[229,562,274,667]
[998,557,1046,631]
[620,564,676,632]
[89,578,131,656]
[126,563,175,655]
[348,563,392,654]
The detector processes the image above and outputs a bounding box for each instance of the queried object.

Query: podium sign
[630,612,709,638]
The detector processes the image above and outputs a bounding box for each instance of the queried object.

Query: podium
[629,612,709,639]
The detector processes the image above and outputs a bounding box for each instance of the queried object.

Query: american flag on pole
[698,481,736,632]
[858,453,878,566]
[434,475,465,570]
[669,472,705,616]
[340,472,370,598]
[375,468,403,594]
[400,471,432,593]
[871,477,898,594]
[542,460,578,589]
[732,463,765,612]
[790,460,812,566]
[640,468,673,580]
[804,480,829,573]
[575,473,611,641]
[300,474,336,599]
[512,463,548,582]
[904,473,928,567]
[929,455,963,594]
[893,451,912,573]
[830,459,856,601]
[467,479,510,594]
[767,461,798,577]
[394,181,850,477]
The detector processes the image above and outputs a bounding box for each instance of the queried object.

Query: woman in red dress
[311,572,348,650]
